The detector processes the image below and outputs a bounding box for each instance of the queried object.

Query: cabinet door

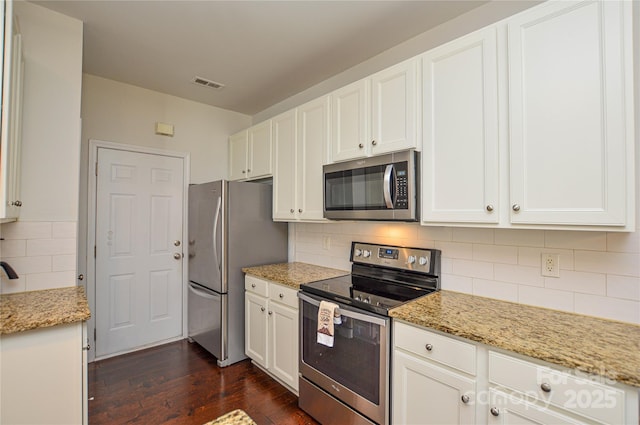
[245,292,268,369]
[248,120,273,179]
[228,130,248,181]
[272,109,297,220]
[393,350,476,425]
[488,389,585,425]
[371,59,418,156]
[269,301,299,391]
[297,96,329,221]
[421,27,499,224]
[508,1,632,226]
[330,79,369,162]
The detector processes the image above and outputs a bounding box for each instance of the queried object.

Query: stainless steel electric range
[298,241,441,425]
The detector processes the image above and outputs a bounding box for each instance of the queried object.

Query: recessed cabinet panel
[272,109,297,220]
[228,130,248,181]
[331,79,369,162]
[421,27,499,224]
[248,120,273,179]
[508,0,632,226]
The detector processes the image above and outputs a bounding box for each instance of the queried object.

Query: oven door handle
[383,164,395,209]
[298,292,388,327]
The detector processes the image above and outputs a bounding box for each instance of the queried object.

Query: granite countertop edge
[390,290,640,389]
[242,261,349,289]
[1,286,91,335]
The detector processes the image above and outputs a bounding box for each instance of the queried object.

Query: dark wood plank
[88,339,319,425]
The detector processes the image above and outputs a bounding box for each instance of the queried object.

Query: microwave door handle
[383,164,394,208]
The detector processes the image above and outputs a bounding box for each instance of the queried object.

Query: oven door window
[301,300,383,404]
[324,165,388,210]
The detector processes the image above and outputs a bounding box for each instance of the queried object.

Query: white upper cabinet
[330,58,418,163]
[228,120,273,181]
[507,0,634,229]
[1,2,24,221]
[421,26,499,225]
[273,96,328,222]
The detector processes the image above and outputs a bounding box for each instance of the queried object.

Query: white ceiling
[32,0,489,116]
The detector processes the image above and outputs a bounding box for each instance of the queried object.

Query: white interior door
[95,147,184,358]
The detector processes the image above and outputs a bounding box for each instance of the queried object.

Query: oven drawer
[488,351,625,424]
[245,275,269,297]
[394,322,476,376]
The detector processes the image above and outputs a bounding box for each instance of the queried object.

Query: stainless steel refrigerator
[188,180,288,367]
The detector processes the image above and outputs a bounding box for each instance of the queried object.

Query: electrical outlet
[541,253,560,277]
[322,236,331,250]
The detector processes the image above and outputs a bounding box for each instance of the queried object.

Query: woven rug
[203,409,257,425]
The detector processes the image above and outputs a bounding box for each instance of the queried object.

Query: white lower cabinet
[0,322,88,424]
[392,322,639,425]
[244,275,299,393]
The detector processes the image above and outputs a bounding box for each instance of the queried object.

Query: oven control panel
[350,242,440,275]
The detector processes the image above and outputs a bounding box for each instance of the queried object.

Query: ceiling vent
[191,76,225,90]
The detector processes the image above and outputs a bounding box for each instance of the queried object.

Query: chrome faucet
[0,261,19,279]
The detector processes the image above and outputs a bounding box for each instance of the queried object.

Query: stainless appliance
[188,180,288,367]
[298,242,441,425]
[323,150,419,221]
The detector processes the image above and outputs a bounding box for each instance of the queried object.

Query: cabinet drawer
[269,283,299,310]
[245,275,269,297]
[489,351,625,424]
[394,322,476,375]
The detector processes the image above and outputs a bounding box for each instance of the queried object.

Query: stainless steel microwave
[323,150,419,221]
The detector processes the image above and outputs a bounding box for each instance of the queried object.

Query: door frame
[86,139,190,362]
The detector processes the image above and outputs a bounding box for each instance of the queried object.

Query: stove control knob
[354,249,363,257]
[363,250,372,258]
[355,295,362,301]
[419,256,428,266]
[363,296,371,304]
[407,255,416,264]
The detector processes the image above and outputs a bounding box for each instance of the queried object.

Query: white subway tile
[544,270,606,296]
[435,241,473,260]
[545,230,606,251]
[518,247,574,270]
[452,228,494,244]
[1,275,26,294]
[418,226,452,243]
[518,286,575,312]
[25,271,76,291]
[387,223,419,241]
[473,244,518,264]
[0,221,52,240]
[472,279,518,302]
[26,238,77,257]
[495,229,545,247]
[452,259,493,280]
[574,294,640,324]
[607,232,640,253]
[53,254,77,272]
[52,221,77,239]
[0,239,26,257]
[606,275,640,301]
[494,264,544,287]
[440,274,473,294]
[440,258,453,274]
[4,256,51,275]
[575,251,640,277]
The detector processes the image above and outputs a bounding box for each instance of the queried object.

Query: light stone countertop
[0,286,91,335]
[202,409,256,425]
[390,290,640,388]
[242,262,349,289]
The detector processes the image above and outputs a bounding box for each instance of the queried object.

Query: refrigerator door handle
[188,282,218,299]
[212,195,222,280]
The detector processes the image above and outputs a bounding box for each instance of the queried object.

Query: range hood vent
[191,76,225,90]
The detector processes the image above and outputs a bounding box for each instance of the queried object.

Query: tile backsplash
[0,221,77,294]
[291,222,640,325]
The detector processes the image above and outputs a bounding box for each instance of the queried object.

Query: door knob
[174,240,181,246]
[173,253,182,260]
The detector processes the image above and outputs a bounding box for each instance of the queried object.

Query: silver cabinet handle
[247,169,251,173]
[371,140,377,146]
[260,306,265,312]
[425,343,433,352]
[298,209,302,213]
[174,240,181,246]
[242,170,246,174]
[11,200,22,207]
[512,204,521,211]
[268,311,273,316]
[78,274,84,281]
[358,143,364,148]
[173,253,182,260]
[490,407,500,417]
[279,293,284,299]
[486,204,494,212]
[290,209,294,213]
[461,394,470,404]
[541,382,551,393]
[251,283,256,288]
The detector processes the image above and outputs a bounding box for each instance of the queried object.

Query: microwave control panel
[394,162,409,209]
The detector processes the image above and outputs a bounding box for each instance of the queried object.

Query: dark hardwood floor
[88,339,319,425]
